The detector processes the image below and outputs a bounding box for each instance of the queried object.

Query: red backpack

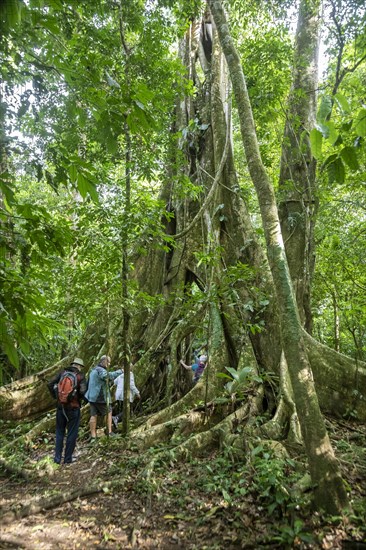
[57,371,78,405]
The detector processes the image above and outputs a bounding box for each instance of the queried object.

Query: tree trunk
[278,0,321,334]
[208,0,349,514]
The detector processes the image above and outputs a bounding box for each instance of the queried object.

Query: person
[112,365,141,429]
[180,354,208,384]
[84,354,122,440]
[47,357,87,465]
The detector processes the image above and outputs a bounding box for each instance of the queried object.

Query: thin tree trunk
[121,116,131,435]
[208,0,349,514]
[119,7,132,435]
[332,291,340,352]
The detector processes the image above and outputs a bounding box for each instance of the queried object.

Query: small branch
[0,456,31,480]
[118,2,131,57]
[0,480,121,524]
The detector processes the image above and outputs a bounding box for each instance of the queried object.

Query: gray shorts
[89,402,112,417]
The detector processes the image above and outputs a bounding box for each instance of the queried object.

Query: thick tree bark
[208,0,349,513]
[0,357,69,421]
[278,0,321,333]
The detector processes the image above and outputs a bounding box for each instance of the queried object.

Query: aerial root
[141,381,209,429]
[131,410,207,450]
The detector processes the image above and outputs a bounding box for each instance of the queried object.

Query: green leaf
[19,338,31,355]
[131,104,154,131]
[105,132,118,155]
[1,0,22,29]
[355,109,366,137]
[251,445,264,456]
[317,95,332,122]
[77,173,99,202]
[340,146,359,171]
[126,112,139,133]
[133,82,154,104]
[334,93,351,114]
[325,121,338,146]
[68,165,78,184]
[0,175,15,204]
[225,366,239,381]
[3,334,19,369]
[322,153,338,170]
[40,15,60,34]
[77,173,88,198]
[341,120,353,132]
[216,372,233,380]
[309,128,323,159]
[327,158,345,184]
[316,122,329,138]
[46,0,64,9]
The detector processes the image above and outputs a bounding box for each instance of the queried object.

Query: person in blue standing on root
[84,355,122,441]
[180,354,208,384]
[47,357,87,464]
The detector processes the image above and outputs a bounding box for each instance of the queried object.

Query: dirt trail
[1,420,365,549]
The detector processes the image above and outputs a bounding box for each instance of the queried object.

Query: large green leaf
[327,157,345,184]
[317,95,332,122]
[0,0,22,29]
[325,121,338,146]
[105,132,118,155]
[68,164,78,184]
[334,93,351,114]
[310,128,323,159]
[340,146,359,171]
[355,109,366,137]
[46,0,64,9]
[0,176,15,205]
[77,173,99,202]
[322,153,338,170]
[2,331,20,370]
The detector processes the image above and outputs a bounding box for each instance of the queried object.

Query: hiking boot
[88,436,97,444]
[112,416,119,430]
[64,456,77,464]
[108,432,116,437]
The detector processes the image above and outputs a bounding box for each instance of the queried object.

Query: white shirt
[114,372,140,402]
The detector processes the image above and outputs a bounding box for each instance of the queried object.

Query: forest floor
[0,416,365,550]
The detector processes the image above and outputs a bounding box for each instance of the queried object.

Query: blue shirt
[85,365,122,403]
[193,361,206,380]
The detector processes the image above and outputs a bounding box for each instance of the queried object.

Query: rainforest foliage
[0,0,366,537]
[1,0,365,380]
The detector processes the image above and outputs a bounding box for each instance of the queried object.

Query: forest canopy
[0,0,365,378]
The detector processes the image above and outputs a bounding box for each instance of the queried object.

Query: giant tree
[1,0,366,515]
